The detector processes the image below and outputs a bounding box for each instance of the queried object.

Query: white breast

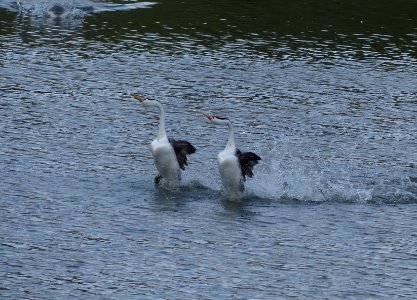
[217,149,242,195]
[151,139,180,185]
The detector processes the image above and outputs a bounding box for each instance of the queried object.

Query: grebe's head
[133,94,164,115]
[133,93,146,105]
[201,112,230,125]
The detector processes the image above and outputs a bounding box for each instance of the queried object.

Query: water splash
[181,137,417,204]
[245,139,417,204]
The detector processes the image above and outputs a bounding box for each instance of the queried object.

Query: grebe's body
[203,113,261,198]
[134,95,196,186]
[151,137,181,184]
[217,147,243,194]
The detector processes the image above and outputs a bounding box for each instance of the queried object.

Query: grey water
[1,0,417,298]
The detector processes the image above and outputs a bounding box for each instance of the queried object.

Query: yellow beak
[133,94,145,104]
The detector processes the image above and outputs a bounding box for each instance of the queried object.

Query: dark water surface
[1,0,417,298]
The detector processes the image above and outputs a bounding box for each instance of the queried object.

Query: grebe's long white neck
[224,119,235,150]
[134,95,167,141]
[151,100,167,141]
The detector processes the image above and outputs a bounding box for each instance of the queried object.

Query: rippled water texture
[1,0,417,298]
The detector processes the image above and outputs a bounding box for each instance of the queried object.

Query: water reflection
[1,0,416,60]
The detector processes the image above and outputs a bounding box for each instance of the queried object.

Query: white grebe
[134,94,196,185]
[202,113,261,197]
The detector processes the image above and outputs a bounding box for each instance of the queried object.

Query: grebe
[134,94,196,185]
[202,113,261,198]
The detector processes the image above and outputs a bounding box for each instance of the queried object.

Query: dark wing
[169,138,196,170]
[236,149,261,180]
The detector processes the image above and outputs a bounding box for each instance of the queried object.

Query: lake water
[1,0,417,298]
